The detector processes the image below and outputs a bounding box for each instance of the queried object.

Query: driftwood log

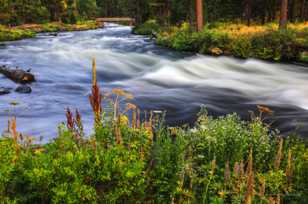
[0,65,35,84]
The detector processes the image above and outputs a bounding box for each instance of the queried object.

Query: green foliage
[251,30,300,61]
[0,26,35,42]
[0,21,101,42]
[231,37,252,58]
[156,22,305,62]
[0,110,307,203]
[76,0,97,20]
[133,20,160,36]
[0,0,99,26]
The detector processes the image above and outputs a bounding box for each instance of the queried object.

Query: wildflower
[66,108,74,130]
[112,88,134,100]
[218,191,225,198]
[125,103,137,111]
[244,148,254,204]
[89,59,102,124]
[34,148,45,154]
[257,105,273,115]
[119,115,129,126]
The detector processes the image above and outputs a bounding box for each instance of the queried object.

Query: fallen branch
[0,65,35,84]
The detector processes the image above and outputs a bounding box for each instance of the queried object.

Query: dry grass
[211,22,308,38]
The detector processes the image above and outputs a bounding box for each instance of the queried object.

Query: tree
[279,0,288,29]
[195,0,203,31]
[77,0,97,19]
[244,0,252,26]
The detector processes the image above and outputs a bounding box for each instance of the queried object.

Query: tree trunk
[196,0,204,31]
[300,0,306,20]
[279,0,288,29]
[244,0,252,26]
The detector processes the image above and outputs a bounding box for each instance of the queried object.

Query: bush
[133,20,161,35]
[251,30,300,61]
[231,37,252,58]
[154,22,305,62]
[198,30,231,55]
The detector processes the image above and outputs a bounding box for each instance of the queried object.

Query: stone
[0,87,11,95]
[15,85,32,94]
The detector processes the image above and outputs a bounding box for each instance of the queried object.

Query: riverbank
[1,62,307,203]
[134,21,308,63]
[0,21,103,42]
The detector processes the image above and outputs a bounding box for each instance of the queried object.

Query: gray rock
[0,87,11,95]
[15,85,32,94]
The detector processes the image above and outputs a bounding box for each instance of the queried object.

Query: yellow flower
[218,191,225,198]
[34,148,45,154]
[119,115,129,125]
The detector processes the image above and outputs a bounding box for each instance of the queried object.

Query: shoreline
[0,20,103,42]
[134,21,308,64]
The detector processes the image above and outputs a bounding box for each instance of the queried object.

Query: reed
[224,160,231,184]
[285,149,292,185]
[244,148,254,204]
[274,138,284,170]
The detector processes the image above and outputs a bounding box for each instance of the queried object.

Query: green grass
[0,21,102,42]
[0,25,35,42]
[0,62,307,203]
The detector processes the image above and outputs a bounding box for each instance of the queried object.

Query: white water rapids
[0,24,308,140]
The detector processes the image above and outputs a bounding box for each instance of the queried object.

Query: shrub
[133,20,161,35]
[251,30,300,61]
[198,30,231,54]
[231,37,252,58]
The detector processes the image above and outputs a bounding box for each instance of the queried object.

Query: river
[0,23,308,140]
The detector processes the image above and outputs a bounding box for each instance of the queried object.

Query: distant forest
[0,0,307,26]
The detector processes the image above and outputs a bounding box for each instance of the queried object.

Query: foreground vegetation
[134,20,308,63]
[0,62,307,203]
[0,21,103,42]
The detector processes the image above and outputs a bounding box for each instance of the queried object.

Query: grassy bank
[0,62,307,203]
[0,21,103,42]
[134,21,308,63]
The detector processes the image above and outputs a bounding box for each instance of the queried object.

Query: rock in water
[0,87,11,95]
[15,85,32,94]
[0,65,35,84]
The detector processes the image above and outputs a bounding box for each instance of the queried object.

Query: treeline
[158,0,308,25]
[0,0,98,25]
[0,0,307,26]
[0,0,149,26]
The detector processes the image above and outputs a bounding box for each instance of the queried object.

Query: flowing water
[0,24,308,140]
